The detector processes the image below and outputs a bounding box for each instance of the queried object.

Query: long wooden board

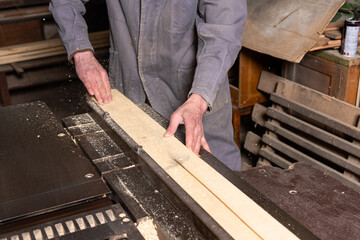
[94,89,299,239]
[0,31,109,65]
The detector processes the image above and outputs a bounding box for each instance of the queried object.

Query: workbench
[1,100,359,239]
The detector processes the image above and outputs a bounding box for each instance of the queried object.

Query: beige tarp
[242,0,345,63]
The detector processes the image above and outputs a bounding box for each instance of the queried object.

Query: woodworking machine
[0,99,359,240]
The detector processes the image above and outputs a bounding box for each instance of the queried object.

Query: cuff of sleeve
[69,48,95,64]
[64,37,94,63]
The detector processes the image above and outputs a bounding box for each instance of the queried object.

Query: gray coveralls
[50,0,247,171]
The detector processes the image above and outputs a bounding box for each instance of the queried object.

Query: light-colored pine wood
[324,21,344,32]
[324,29,342,40]
[94,89,299,240]
[0,31,109,64]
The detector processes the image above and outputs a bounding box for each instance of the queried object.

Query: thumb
[164,113,182,137]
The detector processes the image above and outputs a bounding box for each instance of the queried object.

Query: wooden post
[0,72,11,106]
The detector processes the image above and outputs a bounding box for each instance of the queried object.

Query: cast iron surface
[62,112,205,239]
[0,204,144,240]
[239,163,360,240]
[0,102,110,224]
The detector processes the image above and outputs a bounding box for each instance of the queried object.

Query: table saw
[1,93,359,240]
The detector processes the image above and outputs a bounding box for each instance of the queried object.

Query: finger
[185,120,196,152]
[90,76,103,103]
[102,72,112,103]
[201,136,211,153]
[164,113,182,137]
[83,80,94,96]
[96,68,111,103]
[192,125,203,155]
[95,71,108,103]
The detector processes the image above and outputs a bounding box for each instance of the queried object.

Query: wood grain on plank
[94,89,299,240]
[0,31,109,65]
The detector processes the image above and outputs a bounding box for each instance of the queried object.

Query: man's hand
[164,94,211,155]
[74,51,112,103]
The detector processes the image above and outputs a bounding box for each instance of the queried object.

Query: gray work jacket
[50,0,247,120]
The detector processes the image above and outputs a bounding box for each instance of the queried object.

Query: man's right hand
[74,51,112,103]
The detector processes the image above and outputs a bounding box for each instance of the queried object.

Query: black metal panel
[75,131,125,160]
[239,163,360,240]
[0,204,144,240]
[0,102,110,224]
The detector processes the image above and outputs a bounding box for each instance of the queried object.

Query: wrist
[73,50,94,63]
[188,93,208,114]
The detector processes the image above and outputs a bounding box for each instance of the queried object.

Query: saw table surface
[0,102,110,224]
[239,163,360,240]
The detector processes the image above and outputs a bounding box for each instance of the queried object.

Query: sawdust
[136,217,160,240]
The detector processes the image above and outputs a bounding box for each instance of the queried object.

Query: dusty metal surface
[0,204,144,240]
[62,111,206,240]
[0,102,110,224]
[239,163,360,240]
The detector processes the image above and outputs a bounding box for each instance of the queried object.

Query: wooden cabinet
[282,49,360,106]
[230,47,282,147]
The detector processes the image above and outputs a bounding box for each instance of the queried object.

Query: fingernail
[163,131,170,137]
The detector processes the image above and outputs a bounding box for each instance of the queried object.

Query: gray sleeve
[189,0,247,110]
[49,0,94,61]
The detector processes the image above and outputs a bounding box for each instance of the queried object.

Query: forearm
[49,0,93,62]
[190,0,247,109]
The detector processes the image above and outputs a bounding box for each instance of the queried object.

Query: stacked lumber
[310,21,344,51]
[0,5,51,24]
[309,21,357,51]
[0,30,110,65]
[244,71,360,192]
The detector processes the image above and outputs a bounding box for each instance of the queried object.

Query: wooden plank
[324,29,342,40]
[257,71,281,94]
[232,106,241,148]
[229,84,239,106]
[261,134,360,192]
[251,103,267,127]
[310,36,360,51]
[324,21,344,31]
[244,131,262,155]
[263,71,360,126]
[238,48,269,108]
[258,148,292,169]
[264,120,360,175]
[0,31,109,65]
[0,20,43,47]
[266,107,360,159]
[93,89,299,239]
[270,93,360,141]
[344,120,360,181]
[0,72,11,106]
[0,31,109,57]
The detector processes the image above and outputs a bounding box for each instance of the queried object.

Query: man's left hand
[164,94,211,155]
